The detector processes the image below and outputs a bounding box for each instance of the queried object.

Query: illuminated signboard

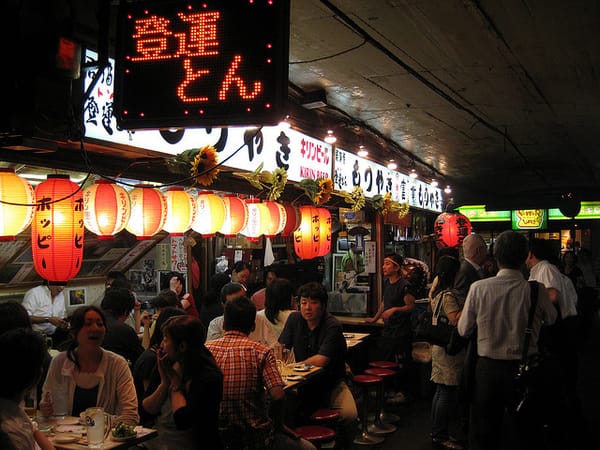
[333,147,443,212]
[114,0,290,129]
[457,205,511,222]
[511,209,548,230]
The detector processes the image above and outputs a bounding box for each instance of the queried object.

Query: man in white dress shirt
[22,281,70,348]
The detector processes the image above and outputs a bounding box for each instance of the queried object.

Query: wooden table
[280,364,323,391]
[42,417,157,450]
[344,332,370,348]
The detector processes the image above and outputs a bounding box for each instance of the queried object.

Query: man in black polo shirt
[279,282,357,450]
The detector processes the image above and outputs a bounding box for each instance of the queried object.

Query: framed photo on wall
[67,288,87,307]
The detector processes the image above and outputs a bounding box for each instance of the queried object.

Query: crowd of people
[0,239,595,450]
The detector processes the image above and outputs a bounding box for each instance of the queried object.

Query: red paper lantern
[219,194,248,238]
[192,191,226,237]
[293,205,321,260]
[241,198,270,242]
[433,211,472,248]
[263,201,287,238]
[83,180,130,239]
[0,168,35,241]
[317,208,332,256]
[280,203,300,237]
[163,187,197,236]
[126,185,167,240]
[32,175,84,283]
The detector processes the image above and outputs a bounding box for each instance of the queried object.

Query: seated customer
[279,282,358,449]
[257,278,295,338]
[133,307,187,426]
[40,306,139,425]
[206,296,315,450]
[199,273,230,329]
[206,282,277,347]
[101,287,144,366]
[141,289,181,349]
[142,316,223,449]
[0,328,54,450]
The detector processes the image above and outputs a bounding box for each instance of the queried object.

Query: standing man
[365,254,416,365]
[22,281,70,348]
[206,296,315,450]
[279,282,358,450]
[526,238,584,448]
[454,234,488,300]
[101,287,144,367]
[458,231,556,450]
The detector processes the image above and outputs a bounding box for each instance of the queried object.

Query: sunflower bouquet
[299,177,333,206]
[168,145,220,187]
[233,162,288,200]
[372,192,410,218]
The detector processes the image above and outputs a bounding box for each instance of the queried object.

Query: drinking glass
[84,407,111,448]
[23,389,37,421]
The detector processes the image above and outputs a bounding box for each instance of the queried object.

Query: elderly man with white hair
[454,234,488,301]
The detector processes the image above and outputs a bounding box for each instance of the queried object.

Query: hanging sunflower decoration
[298,177,333,206]
[233,163,289,200]
[372,192,410,218]
[343,186,366,212]
[168,145,220,186]
[190,145,220,186]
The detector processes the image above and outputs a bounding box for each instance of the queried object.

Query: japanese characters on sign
[333,147,442,213]
[114,0,289,129]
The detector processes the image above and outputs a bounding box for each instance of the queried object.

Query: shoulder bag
[413,291,452,346]
[513,281,544,413]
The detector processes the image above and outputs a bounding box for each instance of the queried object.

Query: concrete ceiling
[2,0,599,212]
[288,0,600,209]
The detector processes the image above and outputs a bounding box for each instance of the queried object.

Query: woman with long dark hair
[142,315,223,449]
[257,278,295,337]
[429,256,464,449]
[40,306,139,425]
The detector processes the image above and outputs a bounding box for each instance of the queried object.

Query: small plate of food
[111,423,137,442]
[293,364,314,372]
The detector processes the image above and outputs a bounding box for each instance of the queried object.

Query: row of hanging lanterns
[0,170,338,284]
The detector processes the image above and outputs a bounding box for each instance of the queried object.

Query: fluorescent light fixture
[387,161,397,170]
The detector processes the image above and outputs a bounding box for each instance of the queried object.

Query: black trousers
[469,357,544,450]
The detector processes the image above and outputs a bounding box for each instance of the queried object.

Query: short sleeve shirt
[278,311,347,388]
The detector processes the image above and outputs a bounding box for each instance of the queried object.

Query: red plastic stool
[364,368,399,433]
[352,375,385,446]
[368,360,399,370]
[309,408,340,423]
[294,425,335,449]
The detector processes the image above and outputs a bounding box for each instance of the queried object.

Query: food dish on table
[293,364,313,372]
[111,422,137,441]
[286,374,305,382]
[52,433,80,444]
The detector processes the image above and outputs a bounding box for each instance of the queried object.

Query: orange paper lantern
[192,191,226,237]
[163,187,197,236]
[293,205,321,260]
[241,198,270,242]
[263,201,287,238]
[280,203,300,237]
[317,208,332,256]
[0,168,35,241]
[126,185,167,240]
[219,194,248,238]
[83,180,131,239]
[32,175,84,283]
[433,211,472,248]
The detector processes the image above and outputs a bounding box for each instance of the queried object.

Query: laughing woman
[40,306,139,425]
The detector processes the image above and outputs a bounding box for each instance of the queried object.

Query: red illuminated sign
[115,0,290,129]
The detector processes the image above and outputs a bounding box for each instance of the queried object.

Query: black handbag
[413,291,452,346]
[445,325,469,356]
